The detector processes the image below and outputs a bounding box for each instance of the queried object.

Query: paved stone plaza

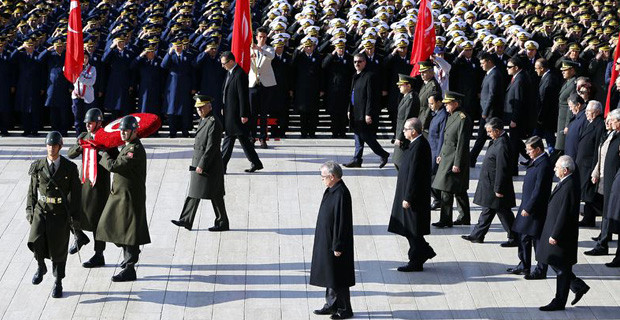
[0,137,618,320]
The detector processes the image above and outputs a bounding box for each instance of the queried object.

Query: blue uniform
[0,50,14,133]
[194,51,225,119]
[102,47,133,114]
[11,50,44,134]
[38,50,72,134]
[161,51,195,135]
[130,55,165,114]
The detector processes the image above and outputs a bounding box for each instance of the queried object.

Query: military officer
[96,116,151,282]
[417,60,442,131]
[431,91,472,228]
[393,74,420,170]
[26,131,81,298]
[66,108,109,268]
[171,95,229,232]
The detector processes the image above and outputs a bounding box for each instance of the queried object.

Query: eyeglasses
[221,60,230,65]
[506,65,515,69]
[403,127,413,131]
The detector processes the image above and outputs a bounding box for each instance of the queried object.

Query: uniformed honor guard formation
[8,0,620,314]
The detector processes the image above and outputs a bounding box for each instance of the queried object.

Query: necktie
[50,162,56,176]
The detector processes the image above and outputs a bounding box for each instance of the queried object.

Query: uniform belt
[38,195,62,204]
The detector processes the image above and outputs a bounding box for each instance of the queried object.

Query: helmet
[45,131,63,146]
[119,115,139,131]
[84,108,103,123]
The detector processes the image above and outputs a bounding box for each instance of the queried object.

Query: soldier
[38,37,71,136]
[96,116,151,282]
[417,60,442,131]
[431,91,471,228]
[555,60,578,158]
[162,38,196,138]
[26,131,81,298]
[392,74,420,170]
[171,95,229,232]
[66,108,109,268]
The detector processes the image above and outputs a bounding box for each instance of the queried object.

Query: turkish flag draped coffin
[86,113,162,149]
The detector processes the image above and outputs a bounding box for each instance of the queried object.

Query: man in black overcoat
[471,53,505,166]
[343,53,389,169]
[537,156,590,311]
[510,136,552,280]
[563,93,587,159]
[504,57,534,175]
[171,95,228,232]
[388,118,436,272]
[291,37,323,138]
[462,118,517,247]
[310,161,354,320]
[577,102,606,227]
[534,58,561,153]
[220,51,263,173]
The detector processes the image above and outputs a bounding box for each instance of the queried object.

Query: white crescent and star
[68,0,79,34]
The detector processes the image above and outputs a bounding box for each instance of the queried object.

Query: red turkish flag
[409,0,436,76]
[231,0,253,73]
[64,0,84,82]
[605,33,620,117]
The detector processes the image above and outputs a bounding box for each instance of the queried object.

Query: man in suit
[471,53,505,166]
[563,93,588,159]
[171,95,228,232]
[462,117,517,246]
[310,161,354,320]
[220,51,264,173]
[343,53,389,169]
[537,155,590,311]
[577,102,606,227]
[534,58,561,153]
[504,56,533,175]
[555,60,578,158]
[585,109,620,256]
[428,93,449,210]
[417,61,442,131]
[97,116,151,282]
[510,136,553,280]
[271,39,292,138]
[162,38,196,138]
[388,118,436,272]
[248,27,276,148]
[27,131,81,298]
[322,38,354,138]
[431,91,471,228]
[392,74,420,170]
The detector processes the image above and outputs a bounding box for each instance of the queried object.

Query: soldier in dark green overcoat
[96,116,151,282]
[26,131,81,298]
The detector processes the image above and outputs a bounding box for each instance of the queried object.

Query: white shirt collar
[559,172,573,182]
[47,157,60,169]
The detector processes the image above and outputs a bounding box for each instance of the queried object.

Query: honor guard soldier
[26,131,82,298]
[67,108,109,268]
[96,116,151,282]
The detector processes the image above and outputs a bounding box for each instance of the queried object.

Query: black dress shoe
[430,201,441,210]
[506,267,530,275]
[245,163,264,173]
[379,156,389,168]
[461,235,484,243]
[605,259,620,268]
[524,273,546,280]
[51,282,63,298]
[591,235,600,241]
[259,139,268,149]
[343,161,361,168]
[539,302,564,311]
[120,261,127,269]
[453,219,470,226]
[397,263,423,272]
[82,253,105,268]
[171,219,191,230]
[432,221,452,228]
[112,267,137,282]
[313,307,336,315]
[69,236,91,255]
[330,311,353,319]
[500,239,518,247]
[208,225,230,232]
[571,286,590,305]
[584,247,608,256]
[32,265,47,285]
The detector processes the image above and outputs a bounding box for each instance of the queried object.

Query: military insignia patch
[460,113,466,119]
[127,152,134,159]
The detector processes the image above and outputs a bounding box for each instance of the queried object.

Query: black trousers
[32,239,66,280]
[249,85,272,140]
[168,114,190,136]
[179,196,229,229]
[470,117,487,165]
[596,214,613,250]
[507,125,528,174]
[221,133,262,171]
[329,109,348,137]
[582,193,603,224]
[323,287,352,313]
[516,233,548,274]
[74,228,106,253]
[549,264,588,307]
[406,235,434,265]
[49,106,71,136]
[21,109,40,134]
[0,110,11,133]
[439,191,470,224]
[470,207,515,240]
[122,245,140,269]
[299,110,318,136]
[72,99,93,135]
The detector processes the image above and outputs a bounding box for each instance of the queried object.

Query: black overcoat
[388,136,432,237]
[222,65,251,136]
[537,174,580,267]
[606,170,620,234]
[349,69,379,131]
[512,154,553,236]
[536,70,561,132]
[309,180,355,288]
[473,133,516,209]
[480,66,505,119]
[291,51,323,113]
[576,116,606,202]
[564,109,587,159]
[188,114,225,199]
